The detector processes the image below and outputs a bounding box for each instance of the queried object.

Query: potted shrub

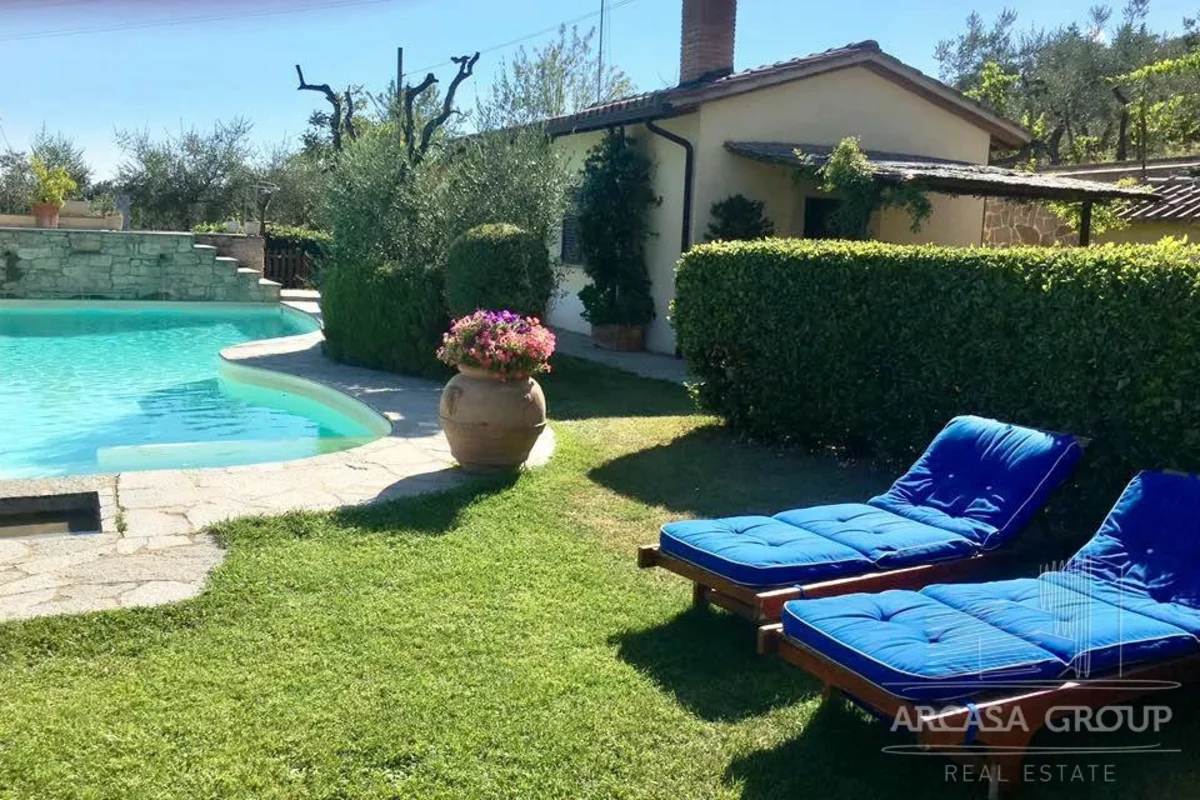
[576,130,657,351]
[436,310,556,472]
[28,155,78,229]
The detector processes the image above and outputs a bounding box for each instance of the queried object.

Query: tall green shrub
[318,120,569,376]
[577,130,656,326]
[321,261,448,378]
[674,238,1200,530]
[445,223,554,318]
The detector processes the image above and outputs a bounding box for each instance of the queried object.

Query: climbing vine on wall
[796,137,932,239]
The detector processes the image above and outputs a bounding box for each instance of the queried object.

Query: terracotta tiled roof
[1121,178,1200,221]
[725,141,1160,202]
[545,41,1030,148]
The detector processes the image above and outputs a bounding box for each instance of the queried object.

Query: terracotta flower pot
[439,365,547,472]
[32,202,61,229]
[591,323,646,352]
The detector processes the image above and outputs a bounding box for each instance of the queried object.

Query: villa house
[545,0,1153,354]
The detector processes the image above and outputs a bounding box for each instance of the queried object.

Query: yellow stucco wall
[548,119,694,353]
[550,65,997,352]
[692,66,990,248]
[1098,220,1199,244]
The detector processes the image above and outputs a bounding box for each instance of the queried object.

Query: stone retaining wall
[0,228,276,302]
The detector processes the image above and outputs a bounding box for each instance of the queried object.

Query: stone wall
[193,233,265,272]
[0,228,277,302]
[982,197,1078,247]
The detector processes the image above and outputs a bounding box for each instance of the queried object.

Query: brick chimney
[680,0,736,85]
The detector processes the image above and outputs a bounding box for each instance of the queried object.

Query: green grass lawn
[1,357,1197,798]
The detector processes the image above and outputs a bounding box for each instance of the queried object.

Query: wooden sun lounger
[756,623,1197,799]
[637,543,1007,622]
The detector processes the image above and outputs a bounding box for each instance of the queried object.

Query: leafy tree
[30,128,90,195]
[476,24,635,130]
[576,130,657,327]
[962,60,1021,119]
[0,129,91,213]
[251,143,328,230]
[319,51,572,375]
[1112,48,1200,160]
[114,118,254,230]
[936,2,1198,164]
[0,150,34,214]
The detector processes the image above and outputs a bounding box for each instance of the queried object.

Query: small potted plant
[436,310,555,472]
[28,155,78,229]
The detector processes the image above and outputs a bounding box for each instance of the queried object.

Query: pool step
[97,436,378,472]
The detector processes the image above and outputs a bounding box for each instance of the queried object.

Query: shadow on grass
[724,700,949,799]
[610,607,817,722]
[588,426,893,518]
[541,356,696,421]
[332,471,521,534]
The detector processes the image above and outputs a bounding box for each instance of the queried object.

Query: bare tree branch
[403,73,438,161]
[296,64,346,151]
[343,88,358,142]
[417,53,480,158]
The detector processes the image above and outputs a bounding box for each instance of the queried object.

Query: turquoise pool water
[0,303,386,479]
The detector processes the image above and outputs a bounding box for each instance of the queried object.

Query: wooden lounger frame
[637,544,1006,622]
[757,623,1197,799]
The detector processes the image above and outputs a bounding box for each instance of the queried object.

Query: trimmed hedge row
[674,238,1200,529]
[321,223,552,378]
[321,262,449,378]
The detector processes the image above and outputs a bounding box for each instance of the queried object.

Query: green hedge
[265,224,332,258]
[674,238,1200,529]
[444,223,554,319]
[320,262,448,378]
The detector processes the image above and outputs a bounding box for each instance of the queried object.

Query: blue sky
[1,0,1196,179]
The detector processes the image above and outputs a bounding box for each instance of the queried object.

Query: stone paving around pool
[0,326,554,622]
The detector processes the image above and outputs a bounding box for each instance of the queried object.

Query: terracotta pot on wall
[591,323,646,352]
[439,365,546,472]
[32,203,61,229]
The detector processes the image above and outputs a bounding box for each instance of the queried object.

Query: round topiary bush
[444,223,554,319]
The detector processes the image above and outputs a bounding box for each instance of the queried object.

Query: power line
[0,0,404,43]
[401,0,641,79]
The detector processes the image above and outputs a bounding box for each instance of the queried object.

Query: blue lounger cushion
[869,415,1083,550]
[773,505,977,569]
[659,416,1081,587]
[779,472,1200,700]
[660,513,873,587]
[1043,471,1200,635]
[924,577,1196,675]
[780,591,1067,700]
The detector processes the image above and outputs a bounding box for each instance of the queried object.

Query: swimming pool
[0,302,388,479]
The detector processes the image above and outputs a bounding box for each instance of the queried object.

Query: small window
[561,211,584,265]
[803,197,843,240]
[560,188,586,265]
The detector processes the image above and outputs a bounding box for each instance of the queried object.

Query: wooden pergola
[725,141,1162,245]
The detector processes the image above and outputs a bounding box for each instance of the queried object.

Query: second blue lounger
[759,471,1200,794]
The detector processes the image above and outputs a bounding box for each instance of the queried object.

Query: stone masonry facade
[0,228,279,302]
[982,197,1078,247]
